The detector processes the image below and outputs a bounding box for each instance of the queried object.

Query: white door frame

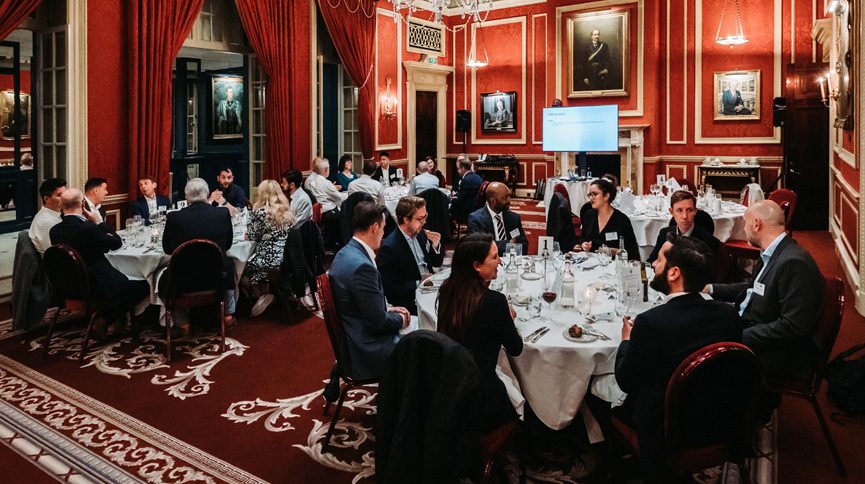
[404,61,453,178]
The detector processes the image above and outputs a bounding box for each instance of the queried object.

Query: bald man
[467,182,528,255]
[709,200,824,383]
[50,189,149,339]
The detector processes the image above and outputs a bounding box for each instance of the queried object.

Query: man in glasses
[377,196,443,315]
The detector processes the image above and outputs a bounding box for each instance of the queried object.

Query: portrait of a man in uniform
[568,10,629,98]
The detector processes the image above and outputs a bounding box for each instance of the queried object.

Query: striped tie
[495,213,507,240]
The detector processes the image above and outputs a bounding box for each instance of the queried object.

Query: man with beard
[467,182,528,255]
[590,236,741,482]
[208,167,247,215]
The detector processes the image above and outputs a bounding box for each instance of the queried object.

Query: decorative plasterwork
[68,0,88,188]
[531,13,548,145]
[666,0,687,144]
[555,0,645,117]
[376,8,403,151]
[694,0,782,144]
[404,61,453,178]
[470,16,527,145]
[811,17,832,62]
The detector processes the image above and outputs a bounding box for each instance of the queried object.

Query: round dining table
[619,199,747,259]
[106,226,255,313]
[416,253,659,432]
[543,177,593,215]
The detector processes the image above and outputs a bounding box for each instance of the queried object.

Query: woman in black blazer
[580,177,641,260]
[437,233,523,430]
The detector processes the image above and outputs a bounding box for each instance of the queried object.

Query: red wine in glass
[542,291,557,304]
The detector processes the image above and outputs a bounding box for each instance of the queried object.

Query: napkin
[617,191,637,213]
[665,177,682,192]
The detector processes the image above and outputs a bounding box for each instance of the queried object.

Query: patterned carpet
[0,200,778,483]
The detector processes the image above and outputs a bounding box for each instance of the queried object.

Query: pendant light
[715,0,748,46]
[467,22,489,68]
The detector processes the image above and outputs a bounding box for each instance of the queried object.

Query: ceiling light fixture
[715,0,748,46]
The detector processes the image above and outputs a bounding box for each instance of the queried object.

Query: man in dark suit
[130,175,172,225]
[722,80,752,115]
[372,151,399,185]
[709,200,824,384]
[609,237,742,481]
[161,178,237,334]
[582,29,611,90]
[647,190,720,263]
[83,177,109,225]
[449,156,482,223]
[377,196,444,315]
[329,201,410,380]
[50,188,149,339]
[468,182,528,255]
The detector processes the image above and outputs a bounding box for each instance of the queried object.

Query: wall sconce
[818,69,839,107]
[381,77,397,118]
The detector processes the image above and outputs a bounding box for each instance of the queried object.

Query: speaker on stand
[456,109,470,152]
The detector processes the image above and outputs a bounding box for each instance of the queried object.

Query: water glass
[597,245,612,266]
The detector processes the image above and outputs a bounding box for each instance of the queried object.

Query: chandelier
[392,0,493,26]
[715,0,748,46]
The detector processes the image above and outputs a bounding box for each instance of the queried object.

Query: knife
[523,326,546,342]
[530,327,551,343]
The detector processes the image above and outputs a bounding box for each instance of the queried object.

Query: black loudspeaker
[773,97,786,127]
[456,110,471,133]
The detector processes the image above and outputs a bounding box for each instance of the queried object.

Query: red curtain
[236,0,302,179]
[318,0,377,159]
[127,0,203,198]
[0,0,41,41]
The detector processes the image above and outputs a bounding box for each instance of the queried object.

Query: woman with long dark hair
[437,232,523,429]
[580,177,641,260]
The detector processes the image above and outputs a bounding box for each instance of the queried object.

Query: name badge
[605,231,618,242]
[753,282,766,296]
[510,228,521,239]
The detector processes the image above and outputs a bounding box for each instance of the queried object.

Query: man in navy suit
[647,190,720,263]
[50,188,150,338]
[468,182,528,255]
[449,156,482,223]
[589,237,742,482]
[377,196,444,315]
[329,201,410,380]
[130,175,171,225]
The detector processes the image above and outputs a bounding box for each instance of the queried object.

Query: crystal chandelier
[393,0,493,26]
[715,0,748,46]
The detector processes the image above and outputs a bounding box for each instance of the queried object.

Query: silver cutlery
[524,326,547,342]
[582,327,611,341]
[531,327,551,343]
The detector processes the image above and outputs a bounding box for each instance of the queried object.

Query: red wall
[370,0,820,194]
[87,0,129,194]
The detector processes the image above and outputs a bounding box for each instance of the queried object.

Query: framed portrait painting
[714,70,760,120]
[567,9,629,98]
[0,90,31,140]
[212,75,244,140]
[481,91,517,133]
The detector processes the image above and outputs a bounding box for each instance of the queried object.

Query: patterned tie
[495,213,507,240]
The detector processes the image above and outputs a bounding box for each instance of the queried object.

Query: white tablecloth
[416,255,658,431]
[621,200,747,259]
[385,186,452,217]
[106,232,255,311]
[543,178,593,215]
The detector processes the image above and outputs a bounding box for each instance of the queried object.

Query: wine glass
[157,205,167,225]
[541,273,557,321]
[581,286,598,322]
[597,244,612,266]
[124,218,135,247]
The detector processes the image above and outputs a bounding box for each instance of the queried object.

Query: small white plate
[563,328,598,343]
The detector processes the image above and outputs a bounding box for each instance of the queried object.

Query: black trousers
[102,279,150,321]
[320,208,341,249]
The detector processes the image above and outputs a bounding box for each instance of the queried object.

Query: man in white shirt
[83,177,109,224]
[304,157,346,212]
[347,160,385,204]
[406,160,440,196]
[28,178,66,253]
[281,169,312,226]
